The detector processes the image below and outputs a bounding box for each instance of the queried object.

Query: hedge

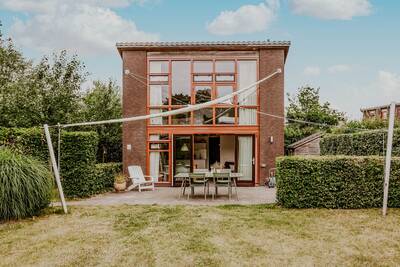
[94,162,123,190]
[276,156,400,208]
[320,129,400,156]
[1,127,122,198]
[60,131,99,198]
[0,127,49,162]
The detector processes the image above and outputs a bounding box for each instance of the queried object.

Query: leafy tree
[0,23,87,127]
[81,80,122,162]
[32,50,88,125]
[285,86,345,146]
[0,24,40,127]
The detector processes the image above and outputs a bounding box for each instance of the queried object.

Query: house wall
[121,47,287,186]
[259,49,285,185]
[122,51,147,175]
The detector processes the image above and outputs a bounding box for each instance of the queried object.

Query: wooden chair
[126,165,155,192]
[188,173,208,200]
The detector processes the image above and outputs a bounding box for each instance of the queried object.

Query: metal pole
[382,102,396,216]
[44,124,68,214]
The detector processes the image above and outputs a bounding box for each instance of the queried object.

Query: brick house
[116,41,290,186]
[361,103,400,120]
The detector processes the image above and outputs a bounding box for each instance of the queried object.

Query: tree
[32,50,88,125]
[285,86,345,146]
[81,80,122,162]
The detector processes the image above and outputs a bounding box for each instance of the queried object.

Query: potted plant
[114,173,127,192]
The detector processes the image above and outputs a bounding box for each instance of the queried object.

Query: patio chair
[193,168,209,173]
[188,173,208,200]
[126,165,155,192]
[213,172,238,200]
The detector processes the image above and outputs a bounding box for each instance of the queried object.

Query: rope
[60,69,282,128]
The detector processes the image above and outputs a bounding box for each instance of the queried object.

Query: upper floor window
[148,58,258,126]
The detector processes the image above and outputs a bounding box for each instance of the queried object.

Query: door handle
[252,157,255,165]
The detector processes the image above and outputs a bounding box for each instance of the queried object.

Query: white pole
[382,102,396,216]
[44,124,68,214]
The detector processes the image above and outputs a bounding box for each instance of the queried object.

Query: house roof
[287,132,324,149]
[360,103,400,112]
[116,40,290,58]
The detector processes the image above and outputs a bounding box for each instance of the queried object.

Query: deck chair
[126,165,155,192]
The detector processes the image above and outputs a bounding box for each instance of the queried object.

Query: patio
[63,187,276,206]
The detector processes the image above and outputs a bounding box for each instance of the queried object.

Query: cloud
[206,0,279,35]
[328,64,351,74]
[1,0,159,55]
[303,66,321,76]
[378,71,400,98]
[289,0,372,20]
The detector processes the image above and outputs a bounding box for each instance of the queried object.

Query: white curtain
[238,136,253,181]
[238,61,257,125]
[149,135,160,182]
[150,85,163,125]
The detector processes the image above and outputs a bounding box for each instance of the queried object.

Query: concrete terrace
[62,187,276,206]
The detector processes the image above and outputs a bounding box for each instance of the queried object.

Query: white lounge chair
[126,165,155,192]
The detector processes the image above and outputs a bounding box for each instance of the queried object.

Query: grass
[1,205,400,266]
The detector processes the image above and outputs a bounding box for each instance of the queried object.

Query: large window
[148,59,258,126]
[148,134,170,183]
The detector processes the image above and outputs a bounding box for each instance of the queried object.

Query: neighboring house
[116,41,290,186]
[287,132,324,156]
[361,103,400,120]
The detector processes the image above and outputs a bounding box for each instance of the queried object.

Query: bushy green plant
[60,131,99,198]
[321,129,400,156]
[95,162,123,189]
[0,127,49,162]
[276,156,400,208]
[114,173,126,184]
[0,149,52,220]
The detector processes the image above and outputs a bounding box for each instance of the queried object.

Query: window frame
[147,57,259,126]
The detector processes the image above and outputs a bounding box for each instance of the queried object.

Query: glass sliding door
[237,136,254,182]
[173,135,192,179]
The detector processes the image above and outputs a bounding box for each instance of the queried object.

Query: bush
[60,131,99,198]
[276,156,400,208]
[320,129,400,156]
[0,127,49,162]
[94,162,123,190]
[0,149,52,220]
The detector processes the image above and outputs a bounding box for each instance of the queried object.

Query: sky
[0,0,399,119]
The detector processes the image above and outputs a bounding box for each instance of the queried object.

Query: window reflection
[194,108,213,125]
[172,61,191,105]
[193,61,213,73]
[195,86,212,104]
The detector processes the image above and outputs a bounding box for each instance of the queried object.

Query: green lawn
[1,205,400,266]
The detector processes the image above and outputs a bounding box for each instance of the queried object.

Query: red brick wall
[259,49,285,185]
[122,51,147,174]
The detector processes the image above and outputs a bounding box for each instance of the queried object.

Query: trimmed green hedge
[320,129,400,156]
[1,127,121,198]
[94,162,123,190]
[276,156,400,208]
[60,131,99,198]
[0,127,49,162]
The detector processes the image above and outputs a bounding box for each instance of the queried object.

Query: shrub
[276,156,400,208]
[0,149,52,220]
[320,129,400,156]
[94,162,123,190]
[60,131,99,198]
[0,127,49,162]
